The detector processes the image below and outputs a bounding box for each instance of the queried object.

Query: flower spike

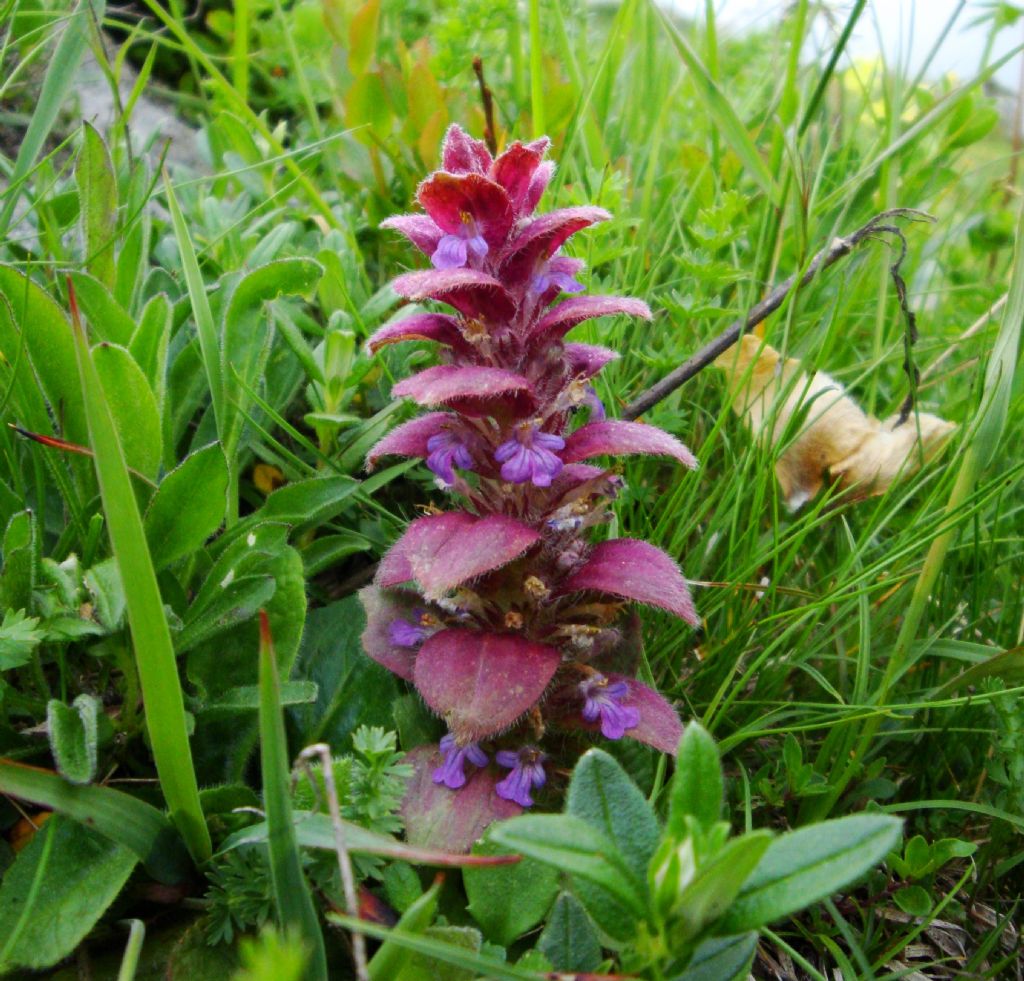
[365,123,699,846]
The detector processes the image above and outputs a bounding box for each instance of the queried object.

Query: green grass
[0,0,1022,975]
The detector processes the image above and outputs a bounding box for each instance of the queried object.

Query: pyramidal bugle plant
[361,125,699,830]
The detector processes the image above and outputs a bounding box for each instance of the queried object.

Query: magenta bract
[414,629,561,741]
[363,124,699,833]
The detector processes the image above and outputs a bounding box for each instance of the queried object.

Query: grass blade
[67,282,211,863]
[258,611,328,981]
[0,758,191,883]
[0,0,106,238]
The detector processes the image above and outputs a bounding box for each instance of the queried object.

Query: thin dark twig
[472,57,498,157]
[622,209,935,421]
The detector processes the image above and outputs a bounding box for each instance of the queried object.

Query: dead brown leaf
[717,335,956,510]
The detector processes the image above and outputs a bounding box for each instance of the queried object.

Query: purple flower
[580,674,640,740]
[432,214,489,269]
[495,746,547,807]
[530,256,584,295]
[583,386,606,421]
[432,733,489,790]
[389,608,440,648]
[426,429,474,486]
[495,423,565,487]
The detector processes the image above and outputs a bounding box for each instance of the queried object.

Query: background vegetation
[0,0,1022,976]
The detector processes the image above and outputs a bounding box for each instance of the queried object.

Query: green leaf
[346,73,392,145]
[0,816,136,973]
[333,911,542,981]
[567,748,660,877]
[536,892,601,973]
[653,5,778,205]
[669,722,723,834]
[465,838,559,946]
[83,556,126,631]
[257,613,327,981]
[0,609,44,671]
[673,831,772,939]
[716,815,903,933]
[289,596,399,750]
[671,932,758,981]
[0,758,189,883]
[47,694,100,785]
[0,0,106,239]
[144,443,229,571]
[348,0,380,75]
[129,293,171,415]
[0,266,88,449]
[893,884,933,917]
[223,810,528,869]
[0,509,37,612]
[932,646,1024,697]
[488,813,647,916]
[67,271,136,347]
[75,122,118,289]
[93,342,162,481]
[368,873,441,981]
[220,258,323,457]
[209,681,318,711]
[69,286,211,862]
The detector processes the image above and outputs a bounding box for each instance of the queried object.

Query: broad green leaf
[567,748,659,877]
[536,892,601,973]
[93,342,162,481]
[75,123,118,290]
[348,0,380,75]
[0,759,189,883]
[301,530,373,576]
[83,556,126,630]
[565,748,657,939]
[67,271,136,347]
[47,694,100,784]
[0,267,88,448]
[289,596,399,750]
[0,509,36,612]
[673,831,772,939]
[669,722,724,833]
[129,293,172,415]
[716,815,903,933]
[207,681,318,711]
[69,287,211,862]
[177,573,276,654]
[488,813,647,916]
[465,838,559,946]
[671,932,758,981]
[346,72,391,145]
[0,296,53,441]
[257,614,327,981]
[0,816,136,973]
[893,884,933,917]
[144,443,229,571]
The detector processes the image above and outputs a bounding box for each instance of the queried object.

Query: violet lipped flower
[495,746,547,808]
[426,430,474,486]
[583,385,606,421]
[495,424,565,487]
[580,675,640,740]
[432,214,489,270]
[530,256,584,295]
[389,613,429,648]
[432,733,489,790]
